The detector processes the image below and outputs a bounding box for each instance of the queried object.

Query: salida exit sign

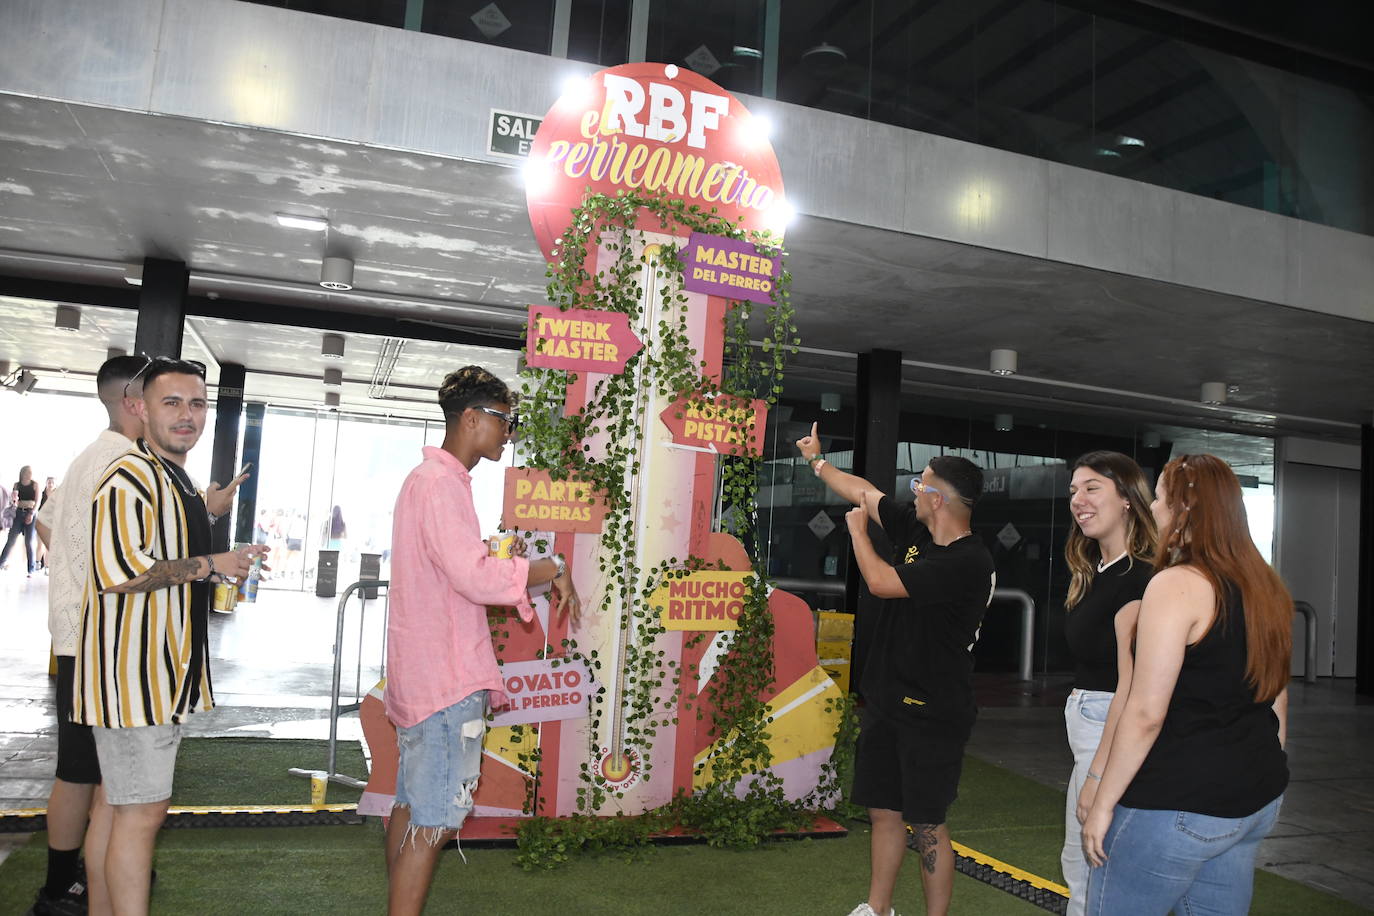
[489,109,542,158]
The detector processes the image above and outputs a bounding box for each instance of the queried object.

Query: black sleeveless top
[1120,588,1288,817]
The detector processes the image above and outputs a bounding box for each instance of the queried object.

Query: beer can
[488,532,516,558]
[310,773,327,806]
[212,581,237,614]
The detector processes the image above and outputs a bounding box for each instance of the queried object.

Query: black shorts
[55,655,101,785]
[850,706,968,825]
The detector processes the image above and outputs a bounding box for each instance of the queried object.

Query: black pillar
[209,364,246,552]
[846,349,902,696]
[1358,423,1374,696]
[134,258,188,358]
[234,403,266,548]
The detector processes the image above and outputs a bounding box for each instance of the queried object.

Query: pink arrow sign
[526,305,643,374]
[659,393,767,457]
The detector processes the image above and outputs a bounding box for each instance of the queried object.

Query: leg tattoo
[907,823,939,874]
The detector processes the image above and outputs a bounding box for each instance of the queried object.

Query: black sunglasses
[473,405,519,433]
[124,355,208,398]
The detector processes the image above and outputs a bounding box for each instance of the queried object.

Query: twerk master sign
[524,63,787,262]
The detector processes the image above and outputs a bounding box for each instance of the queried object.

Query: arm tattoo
[122,557,203,592]
[906,823,940,874]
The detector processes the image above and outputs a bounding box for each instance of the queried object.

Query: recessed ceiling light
[276,213,330,232]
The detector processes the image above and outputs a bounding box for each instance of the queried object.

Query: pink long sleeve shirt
[385,447,534,729]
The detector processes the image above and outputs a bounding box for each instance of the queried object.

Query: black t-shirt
[1063,556,1154,691]
[860,496,996,728]
[159,456,213,712]
[1121,589,1288,817]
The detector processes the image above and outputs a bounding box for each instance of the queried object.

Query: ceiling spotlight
[323,367,343,387]
[990,349,1018,376]
[1142,430,1162,448]
[324,391,341,409]
[1200,381,1228,405]
[276,213,330,232]
[322,333,346,359]
[994,413,1014,432]
[320,257,354,290]
[124,264,143,286]
[820,392,841,413]
[55,305,81,332]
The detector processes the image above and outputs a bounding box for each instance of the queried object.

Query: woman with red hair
[1081,454,1291,914]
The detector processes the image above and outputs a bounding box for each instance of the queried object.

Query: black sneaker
[25,881,87,916]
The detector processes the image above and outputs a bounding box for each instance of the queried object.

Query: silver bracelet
[201,555,217,582]
[550,553,567,578]
[1086,770,1102,781]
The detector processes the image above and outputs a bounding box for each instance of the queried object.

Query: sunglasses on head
[124,355,208,398]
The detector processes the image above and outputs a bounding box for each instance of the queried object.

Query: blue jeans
[1086,795,1282,915]
[1063,689,1113,916]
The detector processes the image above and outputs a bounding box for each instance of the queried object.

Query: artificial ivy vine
[507,190,848,868]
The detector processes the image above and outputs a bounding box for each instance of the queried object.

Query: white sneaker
[845,905,896,916]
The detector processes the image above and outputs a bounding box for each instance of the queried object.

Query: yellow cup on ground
[310,773,327,806]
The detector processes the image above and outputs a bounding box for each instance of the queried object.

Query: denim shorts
[92,723,182,805]
[395,690,487,840]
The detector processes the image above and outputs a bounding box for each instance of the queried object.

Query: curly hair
[437,365,514,421]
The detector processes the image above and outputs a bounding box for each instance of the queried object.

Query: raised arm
[796,422,885,523]
[845,502,907,598]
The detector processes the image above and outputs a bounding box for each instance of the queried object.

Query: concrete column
[133,258,187,358]
[234,403,266,548]
[846,348,901,696]
[208,363,245,552]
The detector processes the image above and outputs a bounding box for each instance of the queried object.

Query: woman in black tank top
[1080,455,1292,916]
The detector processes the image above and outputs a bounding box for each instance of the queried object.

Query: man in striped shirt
[74,358,267,916]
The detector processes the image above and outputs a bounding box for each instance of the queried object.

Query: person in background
[327,505,347,550]
[0,465,39,575]
[384,366,579,916]
[1058,451,1158,915]
[34,476,55,572]
[27,357,146,915]
[1082,454,1291,915]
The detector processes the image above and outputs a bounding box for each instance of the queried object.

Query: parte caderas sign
[365,64,844,824]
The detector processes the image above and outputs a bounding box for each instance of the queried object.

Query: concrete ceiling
[1,94,1369,447]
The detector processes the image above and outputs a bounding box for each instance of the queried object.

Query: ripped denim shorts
[394,689,487,841]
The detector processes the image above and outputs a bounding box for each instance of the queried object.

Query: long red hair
[1154,454,1291,702]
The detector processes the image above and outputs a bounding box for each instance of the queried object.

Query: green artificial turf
[0,740,1367,915]
[169,737,367,806]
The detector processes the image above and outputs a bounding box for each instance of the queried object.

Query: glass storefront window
[649,0,768,98]
[423,0,556,55]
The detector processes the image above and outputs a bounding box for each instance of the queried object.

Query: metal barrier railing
[1294,600,1318,685]
[992,588,1036,683]
[289,579,389,791]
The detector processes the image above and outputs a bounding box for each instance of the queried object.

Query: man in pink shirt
[385,365,579,916]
